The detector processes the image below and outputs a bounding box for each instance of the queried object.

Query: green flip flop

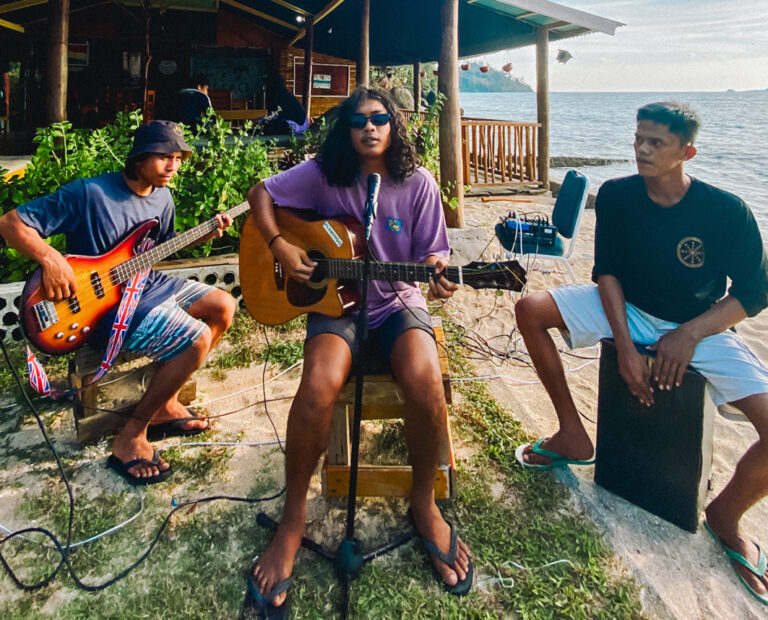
[515,438,595,471]
[704,521,768,606]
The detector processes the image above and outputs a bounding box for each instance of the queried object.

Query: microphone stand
[256,174,412,619]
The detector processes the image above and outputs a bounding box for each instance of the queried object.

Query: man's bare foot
[251,523,304,607]
[410,502,471,588]
[520,429,593,467]
[705,504,768,597]
[150,400,208,432]
[111,435,170,480]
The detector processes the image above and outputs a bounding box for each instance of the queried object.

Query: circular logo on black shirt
[677,236,705,268]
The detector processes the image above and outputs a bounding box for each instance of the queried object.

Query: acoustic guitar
[21,201,250,356]
[239,207,526,326]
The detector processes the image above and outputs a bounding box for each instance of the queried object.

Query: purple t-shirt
[263,159,450,327]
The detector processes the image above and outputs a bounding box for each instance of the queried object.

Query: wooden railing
[399,110,541,187]
[461,118,540,186]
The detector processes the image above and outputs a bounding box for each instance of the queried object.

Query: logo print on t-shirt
[677,236,705,268]
[387,217,402,233]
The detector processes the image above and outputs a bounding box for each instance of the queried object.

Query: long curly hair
[317,87,419,186]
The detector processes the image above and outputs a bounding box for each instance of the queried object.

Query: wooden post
[357,0,370,87]
[438,0,464,228]
[412,60,421,114]
[46,0,69,123]
[536,27,550,190]
[302,16,314,118]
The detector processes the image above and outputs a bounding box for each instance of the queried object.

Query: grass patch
[208,311,305,377]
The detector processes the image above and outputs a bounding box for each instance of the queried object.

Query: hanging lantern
[502,62,513,73]
[433,64,439,76]
[461,62,470,71]
[479,64,490,74]
[419,71,426,78]
[556,49,573,64]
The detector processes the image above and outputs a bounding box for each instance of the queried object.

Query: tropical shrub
[0,110,277,282]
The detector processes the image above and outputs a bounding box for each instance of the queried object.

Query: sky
[474,0,768,92]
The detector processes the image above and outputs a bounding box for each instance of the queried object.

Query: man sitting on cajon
[514,101,768,605]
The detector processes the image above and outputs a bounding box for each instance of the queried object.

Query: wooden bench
[322,316,455,499]
[69,347,196,444]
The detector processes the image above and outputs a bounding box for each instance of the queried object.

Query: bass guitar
[239,207,526,326]
[21,201,251,355]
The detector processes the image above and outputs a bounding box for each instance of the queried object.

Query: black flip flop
[242,569,292,620]
[106,449,172,485]
[408,509,474,596]
[146,407,209,441]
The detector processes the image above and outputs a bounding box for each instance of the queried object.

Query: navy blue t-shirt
[17,172,186,346]
[592,175,768,323]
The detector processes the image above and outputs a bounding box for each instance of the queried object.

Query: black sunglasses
[349,112,391,129]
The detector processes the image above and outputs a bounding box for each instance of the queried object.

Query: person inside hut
[260,72,308,135]
[0,121,236,485]
[173,75,212,131]
[514,101,768,605]
[244,87,473,616]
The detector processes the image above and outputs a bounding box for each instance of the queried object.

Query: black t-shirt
[174,88,211,128]
[592,175,768,323]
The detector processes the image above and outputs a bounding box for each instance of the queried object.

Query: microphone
[364,173,381,240]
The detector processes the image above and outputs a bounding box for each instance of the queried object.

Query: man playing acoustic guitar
[0,121,236,485]
[244,87,472,617]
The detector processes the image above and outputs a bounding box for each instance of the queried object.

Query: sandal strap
[248,575,293,606]
[724,543,768,578]
[420,521,458,567]
[530,438,563,461]
[119,450,162,470]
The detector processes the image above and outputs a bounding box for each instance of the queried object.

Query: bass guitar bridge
[32,300,58,331]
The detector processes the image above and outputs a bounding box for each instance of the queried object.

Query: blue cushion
[552,170,588,239]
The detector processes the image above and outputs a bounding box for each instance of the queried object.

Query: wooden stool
[322,316,455,499]
[594,339,714,532]
[70,347,196,444]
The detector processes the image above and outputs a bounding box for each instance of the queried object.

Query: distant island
[459,63,532,93]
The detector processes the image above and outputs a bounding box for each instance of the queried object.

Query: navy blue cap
[127,120,193,160]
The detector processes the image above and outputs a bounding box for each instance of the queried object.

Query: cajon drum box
[595,339,715,532]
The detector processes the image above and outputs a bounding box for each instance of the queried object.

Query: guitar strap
[26,242,154,400]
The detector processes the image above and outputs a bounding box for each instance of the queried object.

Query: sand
[445,194,768,619]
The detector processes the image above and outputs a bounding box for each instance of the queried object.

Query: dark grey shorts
[306,307,435,370]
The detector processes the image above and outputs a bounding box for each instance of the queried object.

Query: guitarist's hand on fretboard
[271,237,317,283]
[426,256,458,301]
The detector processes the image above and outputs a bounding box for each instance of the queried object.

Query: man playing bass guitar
[0,121,236,485]
[244,87,472,617]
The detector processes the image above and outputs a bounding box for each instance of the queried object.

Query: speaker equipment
[594,339,715,533]
[495,212,558,250]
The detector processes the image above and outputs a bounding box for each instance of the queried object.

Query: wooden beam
[46,0,69,124]
[0,17,24,32]
[413,60,421,113]
[220,0,300,31]
[0,0,46,15]
[264,0,310,16]
[357,0,369,87]
[289,0,345,46]
[536,27,549,189]
[301,15,314,117]
[438,0,464,228]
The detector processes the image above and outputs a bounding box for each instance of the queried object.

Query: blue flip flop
[704,521,768,606]
[243,570,293,619]
[515,438,595,471]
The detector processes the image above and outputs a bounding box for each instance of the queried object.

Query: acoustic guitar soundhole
[286,250,328,307]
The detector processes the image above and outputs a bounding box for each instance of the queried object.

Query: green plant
[0,110,279,281]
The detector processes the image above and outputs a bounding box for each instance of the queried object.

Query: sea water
[460,91,768,240]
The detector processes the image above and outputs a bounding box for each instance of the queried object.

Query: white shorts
[549,284,768,407]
